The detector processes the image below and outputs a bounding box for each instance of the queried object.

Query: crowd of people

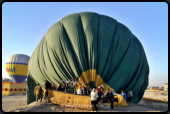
[34,80,133,112]
[34,80,69,102]
[89,86,115,111]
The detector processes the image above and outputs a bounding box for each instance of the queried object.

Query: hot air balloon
[5,54,30,83]
[26,12,149,105]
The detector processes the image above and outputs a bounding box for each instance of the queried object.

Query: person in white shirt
[77,86,82,94]
[90,88,99,111]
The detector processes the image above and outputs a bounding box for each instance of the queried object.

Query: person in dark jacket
[57,83,62,91]
[110,90,114,110]
[87,86,90,94]
[127,90,133,103]
[43,80,52,101]
[51,83,56,90]
[46,81,52,89]
[83,84,88,95]
[88,87,92,95]
[98,88,104,110]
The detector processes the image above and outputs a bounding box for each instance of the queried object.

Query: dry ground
[1,91,169,112]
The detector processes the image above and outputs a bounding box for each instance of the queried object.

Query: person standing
[34,83,44,102]
[110,90,114,110]
[51,83,56,90]
[87,86,90,94]
[96,86,101,110]
[88,87,92,95]
[97,86,101,97]
[43,80,51,101]
[100,85,105,104]
[83,84,88,95]
[61,83,66,91]
[77,86,82,95]
[104,89,110,103]
[90,88,99,112]
[57,83,62,91]
[120,90,127,100]
[127,90,133,103]
[98,88,104,111]
[65,83,69,92]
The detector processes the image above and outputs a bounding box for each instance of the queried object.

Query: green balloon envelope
[27,12,149,105]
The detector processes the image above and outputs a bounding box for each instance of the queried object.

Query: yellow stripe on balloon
[5,64,28,76]
[78,69,115,92]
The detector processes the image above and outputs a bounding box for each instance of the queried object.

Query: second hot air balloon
[2,54,30,95]
[5,54,30,83]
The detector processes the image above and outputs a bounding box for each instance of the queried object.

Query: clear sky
[2,2,168,88]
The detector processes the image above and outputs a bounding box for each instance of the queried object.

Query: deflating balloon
[5,54,30,83]
[27,12,149,105]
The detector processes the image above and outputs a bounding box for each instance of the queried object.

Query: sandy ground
[1,91,169,113]
[2,93,27,112]
[139,91,168,112]
[143,90,168,101]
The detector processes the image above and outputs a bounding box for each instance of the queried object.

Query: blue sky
[2,2,168,87]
